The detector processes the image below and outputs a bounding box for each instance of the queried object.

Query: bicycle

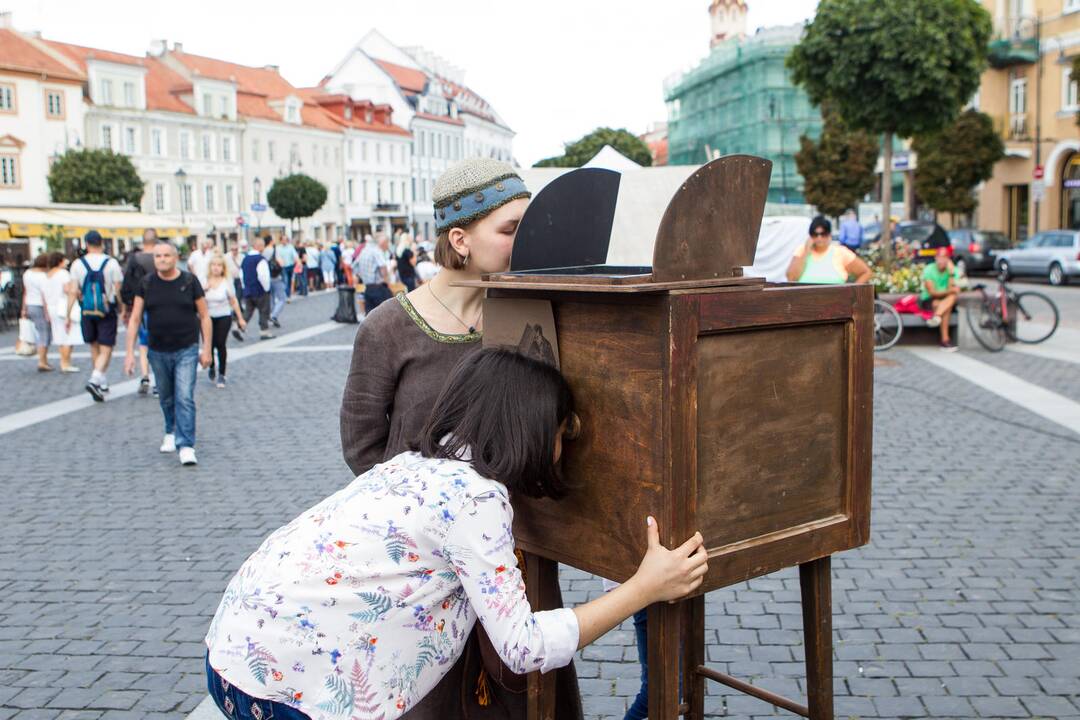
[966,280,1059,352]
[873,298,903,351]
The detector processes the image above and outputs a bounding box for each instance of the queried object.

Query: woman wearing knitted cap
[340,158,582,719]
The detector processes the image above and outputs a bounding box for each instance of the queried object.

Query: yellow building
[970,0,1080,241]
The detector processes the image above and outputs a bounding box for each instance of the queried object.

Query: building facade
[664,16,823,204]
[38,40,246,247]
[324,30,514,241]
[160,46,347,243]
[0,19,86,206]
[962,0,1080,241]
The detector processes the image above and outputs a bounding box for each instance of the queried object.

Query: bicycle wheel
[873,299,903,351]
[965,301,1007,352]
[1009,291,1060,344]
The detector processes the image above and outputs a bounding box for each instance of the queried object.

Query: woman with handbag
[20,254,52,369]
[340,158,584,720]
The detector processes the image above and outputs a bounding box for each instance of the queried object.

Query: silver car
[995,230,1080,286]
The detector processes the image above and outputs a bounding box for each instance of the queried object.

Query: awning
[0,206,189,240]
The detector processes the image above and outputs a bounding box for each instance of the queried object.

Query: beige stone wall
[965,0,1080,238]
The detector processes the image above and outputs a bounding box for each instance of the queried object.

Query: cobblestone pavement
[1,290,1077,719]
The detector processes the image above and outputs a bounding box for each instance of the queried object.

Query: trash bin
[333,285,359,324]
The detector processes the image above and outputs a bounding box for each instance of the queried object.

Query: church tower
[709,0,748,48]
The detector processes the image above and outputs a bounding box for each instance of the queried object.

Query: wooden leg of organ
[799,556,834,720]
[525,552,558,720]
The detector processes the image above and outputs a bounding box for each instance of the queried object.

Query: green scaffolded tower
[665,25,823,204]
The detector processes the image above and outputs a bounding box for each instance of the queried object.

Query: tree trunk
[882,133,893,264]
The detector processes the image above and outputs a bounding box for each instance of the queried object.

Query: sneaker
[926,315,942,328]
[138,377,150,395]
[100,383,110,393]
[209,366,216,382]
[216,375,226,389]
[160,433,177,453]
[152,384,159,397]
[85,382,105,402]
[231,329,245,342]
[271,317,281,329]
[178,447,198,466]
[939,341,959,353]
[60,365,80,373]
[259,331,276,340]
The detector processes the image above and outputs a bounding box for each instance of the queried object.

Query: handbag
[16,317,37,354]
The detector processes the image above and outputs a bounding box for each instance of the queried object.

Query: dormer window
[365,109,372,123]
[287,101,300,124]
[344,105,352,120]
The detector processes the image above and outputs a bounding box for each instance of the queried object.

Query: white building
[0,20,86,208]
[323,30,515,241]
[160,44,347,243]
[39,39,245,247]
[300,90,412,238]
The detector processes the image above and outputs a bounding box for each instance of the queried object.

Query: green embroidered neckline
[397,292,482,345]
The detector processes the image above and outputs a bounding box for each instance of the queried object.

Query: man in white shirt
[235,235,274,340]
[69,230,123,401]
[187,237,214,286]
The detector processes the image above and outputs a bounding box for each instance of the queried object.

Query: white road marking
[908,347,1080,436]
[263,344,355,353]
[0,322,342,436]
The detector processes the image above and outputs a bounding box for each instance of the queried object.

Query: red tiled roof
[42,39,142,73]
[170,50,341,133]
[0,30,83,81]
[297,88,412,137]
[374,59,427,94]
[414,111,464,127]
[144,58,194,115]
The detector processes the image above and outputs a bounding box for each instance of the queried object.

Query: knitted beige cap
[433,157,530,233]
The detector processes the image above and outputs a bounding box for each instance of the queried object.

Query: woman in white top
[21,253,54,371]
[43,252,82,372]
[204,252,246,389]
[206,349,707,720]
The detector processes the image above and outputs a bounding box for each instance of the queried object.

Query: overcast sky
[6,0,819,165]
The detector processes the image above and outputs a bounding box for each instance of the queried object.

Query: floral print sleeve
[443,492,579,675]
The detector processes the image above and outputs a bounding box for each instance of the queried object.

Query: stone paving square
[1,290,1078,719]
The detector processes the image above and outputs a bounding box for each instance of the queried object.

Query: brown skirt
[402,582,583,720]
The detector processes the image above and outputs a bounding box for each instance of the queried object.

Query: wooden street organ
[462,155,874,719]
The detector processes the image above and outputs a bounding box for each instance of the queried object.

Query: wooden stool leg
[525,552,558,720]
[681,595,706,719]
[799,556,834,720]
[647,601,682,720]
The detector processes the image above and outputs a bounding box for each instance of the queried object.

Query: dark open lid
[651,154,772,282]
[509,168,621,272]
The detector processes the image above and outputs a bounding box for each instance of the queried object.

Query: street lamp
[253,177,263,233]
[174,167,187,226]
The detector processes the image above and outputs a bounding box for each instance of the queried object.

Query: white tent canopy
[581,144,643,173]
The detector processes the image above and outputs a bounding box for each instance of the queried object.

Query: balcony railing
[1009,114,1030,141]
[988,16,1039,69]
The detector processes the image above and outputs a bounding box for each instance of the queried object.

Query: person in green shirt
[920,247,959,351]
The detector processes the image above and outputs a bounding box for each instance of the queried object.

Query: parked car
[996,230,1080,285]
[947,229,1013,275]
[895,221,952,262]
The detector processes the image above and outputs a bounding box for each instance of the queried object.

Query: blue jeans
[206,652,310,720]
[294,267,308,296]
[624,609,649,720]
[270,278,287,321]
[282,266,294,298]
[147,344,198,449]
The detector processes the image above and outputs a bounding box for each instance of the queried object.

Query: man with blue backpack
[69,230,123,401]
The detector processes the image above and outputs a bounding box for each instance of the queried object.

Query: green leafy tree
[266,173,328,230]
[534,127,652,168]
[47,148,144,207]
[912,109,1004,223]
[787,0,992,259]
[795,107,879,218]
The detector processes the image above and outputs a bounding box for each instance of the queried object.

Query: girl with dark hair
[207,349,707,720]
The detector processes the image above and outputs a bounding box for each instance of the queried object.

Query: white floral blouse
[205,451,580,720]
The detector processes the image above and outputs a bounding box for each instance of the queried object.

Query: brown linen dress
[340,293,583,720]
